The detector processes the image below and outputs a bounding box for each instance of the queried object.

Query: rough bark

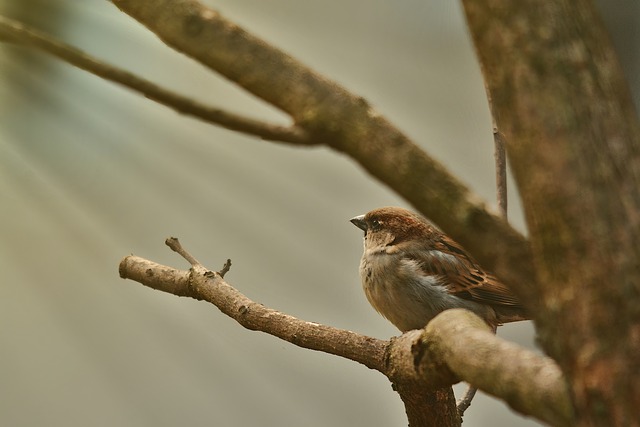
[462,0,640,425]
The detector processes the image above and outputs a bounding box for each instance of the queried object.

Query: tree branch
[108,0,539,315]
[118,239,571,426]
[420,310,574,427]
[0,15,311,144]
[119,247,388,373]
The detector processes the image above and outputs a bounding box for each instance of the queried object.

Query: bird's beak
[350,214,367,232]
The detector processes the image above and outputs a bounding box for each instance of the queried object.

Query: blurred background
[1,1,637,426]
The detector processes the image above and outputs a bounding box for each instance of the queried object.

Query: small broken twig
[218,259,232,278]
[165,236,201,266]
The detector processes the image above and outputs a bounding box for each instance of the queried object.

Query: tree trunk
[462,0,640,424]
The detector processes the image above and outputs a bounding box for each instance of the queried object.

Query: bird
[350,206,528,332]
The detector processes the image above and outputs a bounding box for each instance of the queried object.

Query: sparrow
[350,206,528,332]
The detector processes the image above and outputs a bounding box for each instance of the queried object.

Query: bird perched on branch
[351,206,529,415]
[350,206,528,332]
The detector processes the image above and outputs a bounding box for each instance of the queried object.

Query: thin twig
[218,259,232,278]
[0,15,312,144]
[484,83,508,220]
[494,130,508,219]
[456,386,477,417]
[165,236,201,266]
[455,79,510,419]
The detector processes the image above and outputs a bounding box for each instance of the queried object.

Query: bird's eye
[370,219,382,230]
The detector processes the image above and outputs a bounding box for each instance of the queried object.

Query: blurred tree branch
[0,7,537,316]
[0,15,310,143]
[119,238,572,427]
[112,0,541,316]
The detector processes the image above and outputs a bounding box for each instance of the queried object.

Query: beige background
[1,1,637,426]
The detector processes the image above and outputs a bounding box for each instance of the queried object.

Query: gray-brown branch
[119,252,388,372]
[421,310,573,427]
[118,244,571,427]
[0,15,309,144]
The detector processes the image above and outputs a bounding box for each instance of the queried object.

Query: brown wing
[413,236,524,309]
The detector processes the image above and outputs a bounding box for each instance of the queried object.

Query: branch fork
[119,238,572,427]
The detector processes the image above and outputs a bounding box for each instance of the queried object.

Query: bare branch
[419,310,574,427]
[109,0,539,316]
[119,243,571,426]
[118,253,388,372]
[0,15,311,144]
